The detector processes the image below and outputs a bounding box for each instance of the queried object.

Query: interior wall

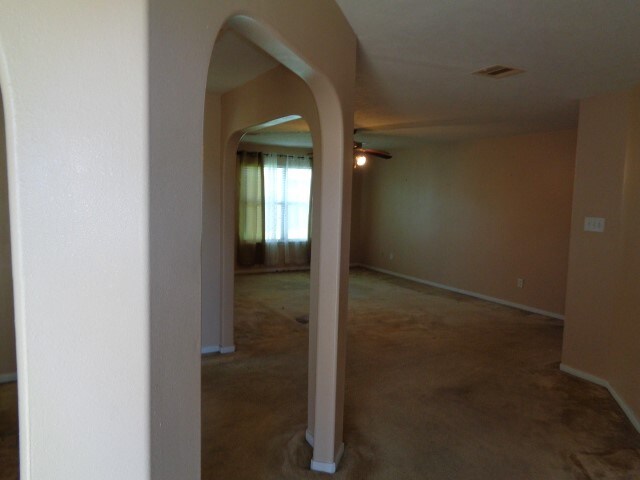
[612,86,640,422]
[562,85,640,429]
[1,2,151,477]
[612,85,640,424]
[238,141,310,157]
[349,167,364,265]
[220,67,320,138]
[0,89,16,381]
[359,130,577,316]
[202,92,222,351]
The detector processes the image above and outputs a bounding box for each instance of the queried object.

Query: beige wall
[202,92,222,351]
[358,130,577,316]
[562,85,640,427]
[0,90,16,379]
[613,86,640,421]
[350,167,364,265]
[238,141,311,157]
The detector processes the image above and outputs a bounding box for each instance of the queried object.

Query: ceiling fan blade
[353,129,392,159]
[359,148,392,160]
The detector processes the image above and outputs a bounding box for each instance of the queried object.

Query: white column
[309,91,353,474]
[220,137,240,353]
[201,93,224,354]
[1,2,152,478]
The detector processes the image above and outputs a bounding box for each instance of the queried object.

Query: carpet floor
[2,268,640,478]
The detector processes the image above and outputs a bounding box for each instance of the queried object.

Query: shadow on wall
[0,87,16,383]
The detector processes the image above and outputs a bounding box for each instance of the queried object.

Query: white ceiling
[208,1,640,150]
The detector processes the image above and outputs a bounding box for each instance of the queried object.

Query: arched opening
[0,84,18,477]
[201,23,334,473]
[196,9,356,473]
[235,118,314,275]
[0,3,355,477]
[204,116,317,476]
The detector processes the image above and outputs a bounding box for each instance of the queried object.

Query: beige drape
[236,151,265,266]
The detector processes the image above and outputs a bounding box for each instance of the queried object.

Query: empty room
[1,1,640,479]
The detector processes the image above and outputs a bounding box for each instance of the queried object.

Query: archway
[0,2,356,477]
[203,113,318,476]
[201,18,347,468]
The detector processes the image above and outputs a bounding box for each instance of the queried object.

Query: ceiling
[208,1,640,150]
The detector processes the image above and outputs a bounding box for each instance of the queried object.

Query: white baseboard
[0,372,17,384]
[201,345,220,355]
[236,265,310,275]
[201,345,235,355]
[560,363,640,433]
[310,442,344,474]
[360,264,565,320]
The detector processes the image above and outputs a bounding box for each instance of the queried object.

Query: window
[263,154,312,242]
[237,151,312,267]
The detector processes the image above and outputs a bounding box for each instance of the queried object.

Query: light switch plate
[584,217,605,232]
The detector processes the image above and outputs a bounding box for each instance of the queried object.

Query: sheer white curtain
[262,153,312,266]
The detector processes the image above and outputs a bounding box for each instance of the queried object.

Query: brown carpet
[0,381,16,480]
[3,268,640,478]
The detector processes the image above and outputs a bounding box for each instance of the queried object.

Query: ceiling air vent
[473,65,524,79]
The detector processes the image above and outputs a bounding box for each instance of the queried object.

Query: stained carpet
[2,268,640,478]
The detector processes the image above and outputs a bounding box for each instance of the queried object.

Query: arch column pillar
[1,1,356,478]
[306,85,354,473]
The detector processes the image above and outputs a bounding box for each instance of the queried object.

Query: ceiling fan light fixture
[355,154,367,167]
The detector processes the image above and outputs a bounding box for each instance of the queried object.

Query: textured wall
[1,2,150,477]
[202,92,222,350]
[562,85,640,427]
[350,168,364,265]
[359,130,577,316]
[611,86,640,422]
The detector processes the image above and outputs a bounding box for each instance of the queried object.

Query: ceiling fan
[353,129,392,167]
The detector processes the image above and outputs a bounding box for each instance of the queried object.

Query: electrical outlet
[517,278,524,289]
[584,217,605,232]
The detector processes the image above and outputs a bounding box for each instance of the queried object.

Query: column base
[200,345,236,355]
[220,345,236,354]
[201,345,220,355]
[310,442,344,474]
